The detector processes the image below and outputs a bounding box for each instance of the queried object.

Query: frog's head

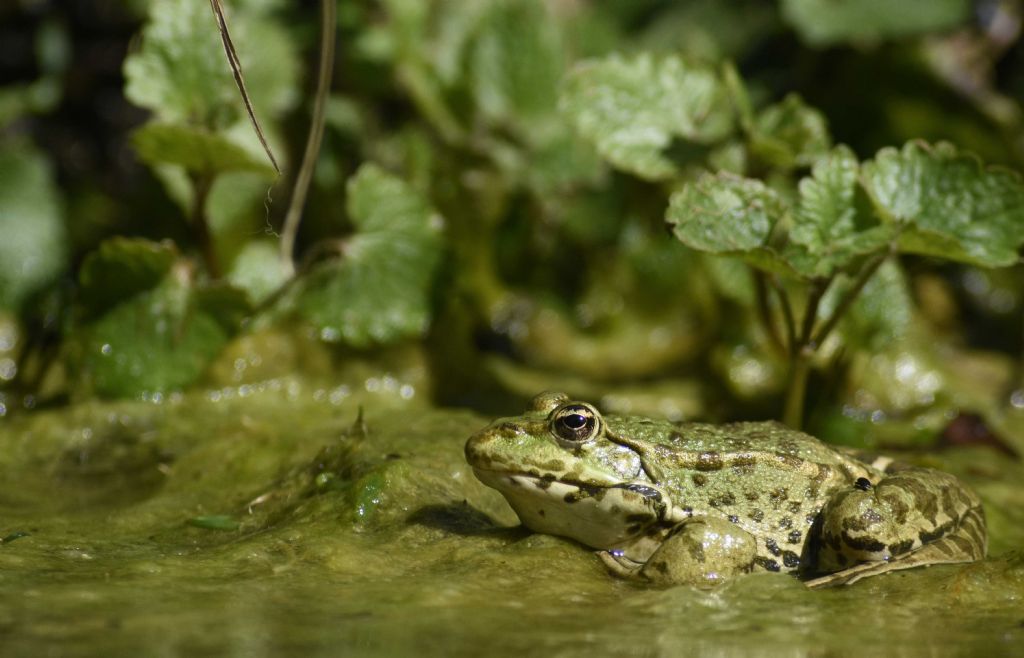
[465,392,671,553]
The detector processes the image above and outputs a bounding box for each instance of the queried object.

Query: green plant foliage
[75,277,230,398]
[837,260,913,350]
[561,53,733,180]
[862,141,1024,268]
[469,0,564,135]
[666,172,794,276]
[294,165,444,347]
[123,0,297,129]
[749,94,832,170]
[131,123,277,177]
[0,142,66,312]
[781,0,970,46]
[77,238,177,320]
[72,238,241,397]
[789,145,892,277]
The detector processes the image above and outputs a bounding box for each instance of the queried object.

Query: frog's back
[643,420,882,573]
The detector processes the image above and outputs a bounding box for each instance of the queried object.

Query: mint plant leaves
[561,53,733,180]
[71,238,243,397]
[862,141,1024,268]
[293,165,444,347]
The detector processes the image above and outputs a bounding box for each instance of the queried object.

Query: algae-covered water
[1,381,1023,656]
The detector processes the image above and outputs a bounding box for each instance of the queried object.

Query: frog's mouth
[472,467,672,555]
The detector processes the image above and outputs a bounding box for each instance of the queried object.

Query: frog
[464,392,987,588]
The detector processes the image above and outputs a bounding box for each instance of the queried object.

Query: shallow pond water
[1,380,1022,656]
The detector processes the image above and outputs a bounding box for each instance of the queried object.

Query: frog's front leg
[601,516,757,587]
[807,467,986,588]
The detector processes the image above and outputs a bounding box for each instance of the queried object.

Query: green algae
[1,383,1022,656]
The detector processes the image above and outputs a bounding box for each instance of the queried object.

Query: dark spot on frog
[709,493,736,508]
[888,538,914,555]
[787,529,802,544]
[765,538,781,556]
[750,509,765,523]
[768,487,788,509]
[542,459,566,471]
[538,509,546,517]
[668,431,683,442]
[626,513,650,524]
[778,453,803,468]
[695,451,724,471]
[754,557,781,572]
[744,490,760,502]
[652,560,669,575]
[854,477,872,491]
[842,533,886,553]
[728,515,739,524]
[537,474,556,490]
[782,551,801,568]
[918,520,954,545]
[778,517,793,530]
[691,473,707,487]
[386,453,401,460]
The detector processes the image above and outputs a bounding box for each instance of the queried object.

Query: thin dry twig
[207,0,281,174]
[280,0,336,276]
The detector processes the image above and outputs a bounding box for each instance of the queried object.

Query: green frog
[465,392,986,588]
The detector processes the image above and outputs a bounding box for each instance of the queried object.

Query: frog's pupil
[563,414,587,430]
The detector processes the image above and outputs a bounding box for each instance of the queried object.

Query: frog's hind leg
[806,467,986,589]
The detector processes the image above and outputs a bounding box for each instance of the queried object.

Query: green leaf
[227,240,289,304]
[781,0,970,46]
[75,275,230,398]
[123,0,298,129]
[131,123,276,177]
[295,165,445,347]
[836,260,913,351]
[561,53,734,180]
[77,238,177,321]
[862,141,1024,267]
[749,93,831,170]
[469,0,564,133]
[0,142,66,312]
[666,172,795,276]
[789,145,893,277]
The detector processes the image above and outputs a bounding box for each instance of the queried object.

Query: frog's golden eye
[549,403,602,443]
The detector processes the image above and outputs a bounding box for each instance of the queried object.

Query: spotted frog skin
[465,392,987,588]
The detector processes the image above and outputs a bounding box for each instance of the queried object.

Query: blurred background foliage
[2,0,1024,454]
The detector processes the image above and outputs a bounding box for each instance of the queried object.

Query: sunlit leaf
[789,145,893,277]
[132,123,277,177]
[295,165,445,347]
[666,172,796,276]
[561,53,733,180]
[862,141,1024,267]
[123,0,298,129]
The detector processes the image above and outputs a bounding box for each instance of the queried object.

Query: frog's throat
[472,467,674,554]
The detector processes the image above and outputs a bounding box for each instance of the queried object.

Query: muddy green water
[1,380,1023,656]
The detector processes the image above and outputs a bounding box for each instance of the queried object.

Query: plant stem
[190,173,218,278]
[769,276,797,352]
[783,346,813,429]
[754,270,783,353]
[781,279,829,429]
[280,0,336,277]
[811,251,889,348]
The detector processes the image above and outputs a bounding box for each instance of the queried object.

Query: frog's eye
[549,403,602,443]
